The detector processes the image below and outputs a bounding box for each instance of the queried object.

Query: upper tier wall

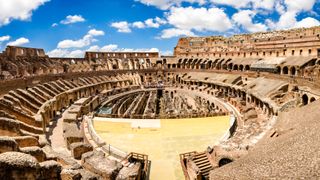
[174,26,320,58]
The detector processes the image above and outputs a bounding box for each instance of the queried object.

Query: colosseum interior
[0,26,320,179]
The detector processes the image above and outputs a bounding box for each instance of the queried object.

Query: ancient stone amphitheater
[0,26,320,180]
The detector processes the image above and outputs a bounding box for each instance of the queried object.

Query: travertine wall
[174,26,320,58]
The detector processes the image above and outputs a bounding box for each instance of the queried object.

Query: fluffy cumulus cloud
[7,37,30,46]
[0,0,49,26]
[135,0,206,10]
[111,21,131,33]
[294,17,320,28]
[60,15,85,24]
[159,28,195,39]
[232,10,267,32]
[284,0,316,12]
[166,7,232,32]
[57,29,104,49]
[266,0,318,30]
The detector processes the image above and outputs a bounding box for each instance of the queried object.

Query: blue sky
[0,0,319,57]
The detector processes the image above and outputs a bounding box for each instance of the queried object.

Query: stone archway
[282,66,289,75]
[218,158,233,167]
[233,64,238,71]
[290,66,296,76]
[302,94,309,105]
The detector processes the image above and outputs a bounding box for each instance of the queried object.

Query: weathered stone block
[70,142,93,160]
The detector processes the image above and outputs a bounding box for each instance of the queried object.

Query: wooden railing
[125,152,150,180]
[179,151,197,180]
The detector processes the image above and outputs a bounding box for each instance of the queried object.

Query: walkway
[48,111,71,156]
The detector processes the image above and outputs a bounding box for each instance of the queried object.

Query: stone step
[27,89,47,103]
[37,85,56,97]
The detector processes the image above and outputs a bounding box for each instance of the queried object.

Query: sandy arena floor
[94,116,230,180]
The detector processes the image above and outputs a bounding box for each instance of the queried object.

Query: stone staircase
[193,152,213,179]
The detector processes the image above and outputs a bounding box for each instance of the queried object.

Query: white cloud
[100,44,119,51]
[48,44,159,58]
[265,0,318,30]
[166,7,232,32]
[211,0,251,9]
[135,0,206,10]
[47,48,85,58]
[275,1,286,14]
[252,0,275,10]
[294,17,320,28]
[145,18,161,28]
[132,21,145,28]
[87,44,119,52]
[159,28,195,39]
[88,29,105,36]
[119,47,159,52]
[232,10,267,32]
[284,0,316,12]
[86,45,100,52]
[268,11,297,30]
[69,50,85,57]
[47,49,69,57]
[7,37,30,46]
[51,23,58,27]
[60,15,85,24]
[0,0,49,26]
[267,12,320,30]
[87,44,158,53]
[155,17,167,24]
[210,0,276,10]
[111,21,131,33]
[112,17,166,32]
[0,35,10,42]
[57,29,104,49]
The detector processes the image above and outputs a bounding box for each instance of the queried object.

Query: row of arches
[280,66,297,76]
[165,58,312,78]
[175,77,276,117]
[301,94,316,105]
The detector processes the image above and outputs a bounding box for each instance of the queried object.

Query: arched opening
[310,97,316,103]
[282,66,289,75]
[239,65,244,71]
[302,94,309,105]
[112,64,118,69]
[233,65,238,70]
[208,61,212,69]
[219,158,233,167]
[227,63,233,70]
[290,66,296,76]
[276,66,281,74]
[245,65,250,71]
